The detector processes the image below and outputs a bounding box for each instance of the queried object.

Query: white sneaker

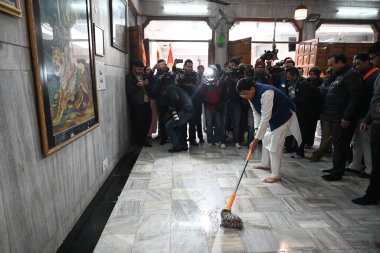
[235,143,242,149]
[220,143,226,149]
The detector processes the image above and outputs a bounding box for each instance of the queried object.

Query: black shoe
[322,168,336,173]
[199,139,205,144]
[143,141,152,147]
[182,146,189,151]
[345,168,361,174]
[190,141,199,146]
[358,172,371,178]
[168,148,182,153]
[322,173,342,181]
[352,195,378,205]
[159,139,167,145]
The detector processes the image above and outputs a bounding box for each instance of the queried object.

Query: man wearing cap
[125,60,152,147]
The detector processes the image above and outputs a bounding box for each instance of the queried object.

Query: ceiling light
[163,3,208,15]
[294,4,308,20]
[337,7,378,16]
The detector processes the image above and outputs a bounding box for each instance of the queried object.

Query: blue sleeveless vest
[251,83,296,131]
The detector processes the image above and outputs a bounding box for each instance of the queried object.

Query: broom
[220,145,254,229]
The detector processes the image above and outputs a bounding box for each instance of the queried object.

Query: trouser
[158,106,168,142]
[205,108,221,144]
[349,119,372,173]
[189,102,203,142]
[365,123,380,200]
[220,101,241,144]
[313,114,332,157]
[330,120,357,176]
[130,103,152,145]
[147,99,158,137]
[247,107,255,144]
[166,111,193,150]
[260,125,289,179]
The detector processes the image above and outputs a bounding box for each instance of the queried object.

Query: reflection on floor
[94,142,380,253]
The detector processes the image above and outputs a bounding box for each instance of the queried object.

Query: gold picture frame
[0,0,22,18]
[26,0,100,157]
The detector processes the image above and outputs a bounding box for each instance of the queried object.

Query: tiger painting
[51,46,93,127]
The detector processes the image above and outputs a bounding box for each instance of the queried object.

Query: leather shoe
[352,195,378,205]
[358,172,371,178]
[199,139,205,144]
[168,148,182,153]
[322,168,336,173]
[345,168,361,174]
[159,139,167,145]
[322,173,342,181]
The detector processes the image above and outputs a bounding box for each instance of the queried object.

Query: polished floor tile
[94,142,380,253]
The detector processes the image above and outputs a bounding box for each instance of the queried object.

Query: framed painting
[93,23,104,56]
[0,0,22,18]
[110,0,127,52]
[26,0,99,157]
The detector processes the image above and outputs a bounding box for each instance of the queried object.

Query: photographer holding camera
[175,59,203,146]
[152,59,176,145]
[159,83,194,153]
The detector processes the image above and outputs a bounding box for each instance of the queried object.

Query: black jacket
[294,77,321,117]
[166,84,194,113]
[324,65,363,122]
[125,72,148,105]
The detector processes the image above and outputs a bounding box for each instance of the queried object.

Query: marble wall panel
[0,0,29,47]
[0,0,130,251]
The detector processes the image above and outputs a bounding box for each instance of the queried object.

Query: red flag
[167,43,173,70]
[141,40,147,66]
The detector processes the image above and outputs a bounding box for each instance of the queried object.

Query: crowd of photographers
[126,54,323,154]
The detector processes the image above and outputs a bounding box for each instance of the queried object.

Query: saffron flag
[141,40,147,66]
[167,43,173,70]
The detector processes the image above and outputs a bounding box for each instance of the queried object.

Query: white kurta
[249,90,302,178]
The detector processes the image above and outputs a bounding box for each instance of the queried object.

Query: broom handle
[225,147,254,210]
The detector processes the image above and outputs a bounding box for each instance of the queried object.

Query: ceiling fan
[206,0,230,6]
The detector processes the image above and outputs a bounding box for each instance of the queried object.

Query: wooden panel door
[228,37,251,65]
[129,25,142,63]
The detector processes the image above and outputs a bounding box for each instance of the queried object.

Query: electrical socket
[102,158,108,172]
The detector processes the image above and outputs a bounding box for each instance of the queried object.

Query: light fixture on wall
[294,4,308,20]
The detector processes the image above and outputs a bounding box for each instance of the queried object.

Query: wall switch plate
[102,158,108,172]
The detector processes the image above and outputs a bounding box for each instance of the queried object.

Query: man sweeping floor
[236,78,301,183]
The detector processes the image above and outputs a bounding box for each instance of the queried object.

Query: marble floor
[94,142,380,253]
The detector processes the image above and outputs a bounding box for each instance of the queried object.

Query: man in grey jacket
[352,41,380,205]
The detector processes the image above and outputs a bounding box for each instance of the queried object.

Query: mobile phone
[175,59,183,63]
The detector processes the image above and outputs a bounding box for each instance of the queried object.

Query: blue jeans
[220,101,241,144]
[166,111,193,150]
[205,108,221,144]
